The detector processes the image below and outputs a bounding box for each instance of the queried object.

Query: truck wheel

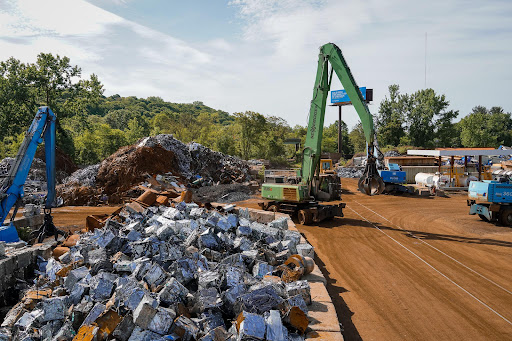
[298,210,313,225]
[478,214,489,222]
[499,208,512,226]
[267,205,279,212]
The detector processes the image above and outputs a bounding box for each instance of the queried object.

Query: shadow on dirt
[366,221,512,248]
[292,217,371,229]
[315,255,363,341]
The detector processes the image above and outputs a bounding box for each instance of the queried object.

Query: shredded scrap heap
[58,135,251,205]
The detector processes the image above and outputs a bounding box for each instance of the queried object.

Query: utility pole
[338,106,342,155]
[424,32,427,88]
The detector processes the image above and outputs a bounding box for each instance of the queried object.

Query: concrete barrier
[0,241,54,303]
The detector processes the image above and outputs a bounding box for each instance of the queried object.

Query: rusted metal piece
[175,190,193,203]
[53,246,70,259]
[156,195,169,206]
[56,263,74,278]
[135,190,157,206]
[24,288,52,301]
[62,234,80,247]
[86,214,109,232]
[283,306,309,334]
[279,254,315,283]
[95,309,123,340]
[73,324,99,341]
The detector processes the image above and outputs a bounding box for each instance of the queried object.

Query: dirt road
[299,179,512,340]
[238,179,512,340]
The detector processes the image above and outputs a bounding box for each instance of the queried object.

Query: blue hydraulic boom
[0,106,63,242]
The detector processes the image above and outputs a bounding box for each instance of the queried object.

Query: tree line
[0,53,510,165]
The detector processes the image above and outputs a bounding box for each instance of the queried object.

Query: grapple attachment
[358,160,385,195]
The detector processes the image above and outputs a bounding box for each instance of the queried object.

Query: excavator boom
[0,106,62,242]
[260,42,383,224]
[301,43,384,195]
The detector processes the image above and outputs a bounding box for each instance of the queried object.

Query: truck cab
[468,179,512,226]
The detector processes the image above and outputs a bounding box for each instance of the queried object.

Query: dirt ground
[47,206,121,234]
[237,179,512,340]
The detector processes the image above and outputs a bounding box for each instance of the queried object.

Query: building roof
[408,149,512,157]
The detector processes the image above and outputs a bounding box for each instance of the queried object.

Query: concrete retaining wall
[0,241,54,304]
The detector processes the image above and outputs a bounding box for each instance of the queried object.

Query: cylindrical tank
[415,173,434,187]
[433,174,450,188]
[459,175,478,187]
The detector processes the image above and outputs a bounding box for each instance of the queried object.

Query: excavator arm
[301,43,384,195]
[0,106,61,242]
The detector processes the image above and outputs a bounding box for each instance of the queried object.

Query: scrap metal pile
[1,148,78,205]
[337,167,363,179]
[58,135,251,206]
[0,158,51,205]
[1,201,315,340]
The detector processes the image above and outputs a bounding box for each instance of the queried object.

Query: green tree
[0,57,36,139]
[376,85,407,147]
[152,113,174,135]
[349,122,366,153]
[126,116,150,144]
[216,126,238,156]
[74,131,100,164]
[321,120,353,156]
[405,88,458,148]
[105,109,135,130]
[234,111,267,160]
[459,106,512,147]
[33,53,81,112]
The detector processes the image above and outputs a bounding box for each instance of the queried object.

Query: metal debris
[0,201,317,340]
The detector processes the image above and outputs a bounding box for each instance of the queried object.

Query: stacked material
[1,203,315,340]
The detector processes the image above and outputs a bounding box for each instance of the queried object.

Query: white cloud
[229,0,512,128]
[0,0,217,104]
[0,0,510,132]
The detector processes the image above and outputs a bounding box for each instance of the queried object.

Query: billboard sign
[331,87,367,104]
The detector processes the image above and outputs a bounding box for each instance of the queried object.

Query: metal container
[415,173,434,187]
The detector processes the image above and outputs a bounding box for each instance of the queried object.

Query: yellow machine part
[320,159,334,174]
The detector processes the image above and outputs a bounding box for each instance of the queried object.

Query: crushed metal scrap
[1,198,316,340]
[58,135,252,205]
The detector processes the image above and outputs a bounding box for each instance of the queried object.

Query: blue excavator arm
[0,106,58,242]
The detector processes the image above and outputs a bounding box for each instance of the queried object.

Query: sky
[0,0,511,129]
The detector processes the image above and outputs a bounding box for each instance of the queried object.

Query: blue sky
[0,0,511,129]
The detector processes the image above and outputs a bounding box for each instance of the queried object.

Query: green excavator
[259,43,385,224]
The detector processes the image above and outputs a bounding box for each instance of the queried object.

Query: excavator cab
[320,159,334,174]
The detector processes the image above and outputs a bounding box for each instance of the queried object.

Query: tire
[298,210,313,225]
[267,205,279,213]
[478,214,489,222]
[499,208,512,226]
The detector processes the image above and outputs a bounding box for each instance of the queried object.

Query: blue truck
[467,180,512,226]
[379,163,410,194]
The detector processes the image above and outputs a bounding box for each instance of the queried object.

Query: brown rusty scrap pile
[58,135,251,206]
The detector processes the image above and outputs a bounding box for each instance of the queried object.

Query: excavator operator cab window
[321,160,332,171]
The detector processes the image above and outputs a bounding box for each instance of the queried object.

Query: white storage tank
[415,173,434,187]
